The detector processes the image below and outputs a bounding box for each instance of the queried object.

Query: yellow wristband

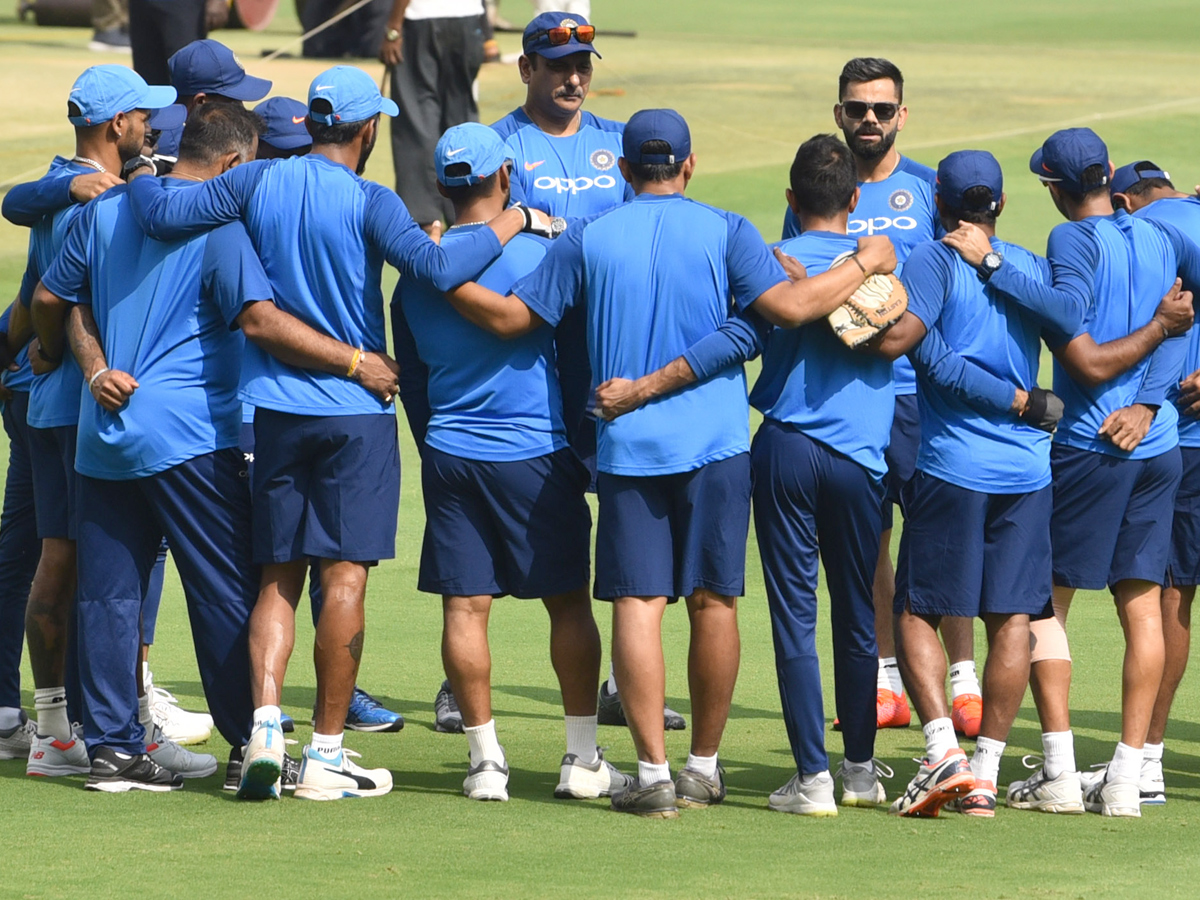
[347,347,363,378]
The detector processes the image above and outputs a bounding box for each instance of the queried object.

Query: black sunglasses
[840,101,899,122]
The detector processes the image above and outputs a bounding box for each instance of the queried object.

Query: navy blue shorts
[896,471,1052,617]
[594,452,751,601]
[419,446,591,598]
[251,409,400,564]
[1167,447,1200,587]
[1051,444,1181,591]
[28,424,78,540]
[882,393,919,531]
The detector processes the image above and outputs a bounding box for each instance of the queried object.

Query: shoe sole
[344,720,404,733]
[435,720,466,734]
[1141,796,1166,806]
[841,791,886,809]
[465,789,509,801]
[27,764,91,777]
[295,784,393,801]
[1086,800,1141,817]
[769,801,838,816]
[0,748,31,759]
[237,755,282,799]
[1006,798,1084,814]
[893,773,974,818]
[84,780,181,792]
[614,806,679,818]
[675,796,723,809]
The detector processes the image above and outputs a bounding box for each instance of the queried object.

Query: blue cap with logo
[435,123,509,187]
[308,66,399,125]
[1029,127,1109,193]
[254,97,313,151]
[1110,160,1172,195]
[622,109,690,165]
[67,65,178,127]
[937,150,1003,212]
[522,11,601,59]
[168,39,272,101]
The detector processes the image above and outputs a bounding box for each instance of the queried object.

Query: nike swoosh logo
[445,147,467,157]
[314,84,334,91]
[524,160,545,171]
[292,115,306,124]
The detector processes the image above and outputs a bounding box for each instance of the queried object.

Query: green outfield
[2,1,1200,897]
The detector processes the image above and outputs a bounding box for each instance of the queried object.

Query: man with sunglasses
[784,57,983,739]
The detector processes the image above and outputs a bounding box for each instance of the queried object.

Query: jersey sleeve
[987,221,1093,338]
[1135,334,1188,408]
[726,213,788,310]
[39,205,95,306]
[2,168,76,227]
[781,206,801,241]
[511,219,587,328]
[899,242,952,329]
[683,306,770,380]
[201,222,273,329]
[389,287,432,453]
[909,325,1017,414]
[363,184,502,292]
[1151,219,1200,296]
[128,165,268,240]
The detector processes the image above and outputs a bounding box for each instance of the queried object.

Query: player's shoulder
[904,237,956,273]
[779,229,855,267]
[894,156,937,190]
[995,238,1047,275]
[490,107,531,140]
[579,111,625,134]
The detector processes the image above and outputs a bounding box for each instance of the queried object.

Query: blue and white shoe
[294,746,393,801]
[237,717,284,800]
[345,687,404,733]
[280,712,295,733]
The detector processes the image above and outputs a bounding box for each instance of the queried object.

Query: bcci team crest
[889,189,914,212]
[560,17,578,27]
[590,149,616,171]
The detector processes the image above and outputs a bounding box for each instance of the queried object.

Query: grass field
[3,2,1200,897]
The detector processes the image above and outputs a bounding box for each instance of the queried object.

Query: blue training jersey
[393,229,566,462]
[1135,196,1200,448]
[749,230,894,480]
[903,238,1052,493]
[40,180,266,480]
[782,155,941,395]
[492,108,633,221]
[514,192,787,476]
[127,155,504,418]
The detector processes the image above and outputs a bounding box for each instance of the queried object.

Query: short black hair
[627,139,684,183]
[1126,160,1175,197]
[1059,163,1110,204]
[178,103,262,166]
[306,99,377,146]
[946,185,1001,226]
[440,163,502,204]
[789,134,856,219]
[839,57,903,102]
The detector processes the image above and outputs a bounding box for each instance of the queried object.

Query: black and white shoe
[434,680,465,734]
[85,747,183,793]
[597,682,687,731]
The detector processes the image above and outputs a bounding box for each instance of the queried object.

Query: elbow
[1074,363,1109,389]
[30,283,56,318]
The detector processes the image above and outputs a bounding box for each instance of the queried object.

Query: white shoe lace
[835,758,894,780]
[1019,754,1045,770]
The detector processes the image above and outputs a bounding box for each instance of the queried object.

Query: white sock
[464,719,505,767]
[1042,731,1076,779]
[686,752,718,779]
[922,717,958,762]
[801,770,831,785]
[878,657,904,695]
[141,662,152,691]
[34,687,71,741]
[948,660,981,699]
[1143,741,1164,762]
[970,736,1005,785]
[253,705,282,727]
[0,707,22,731]
[564,715,598,764]
[311,731,344,759]
[1110,741,1142,781]
[139,693,153,730]
[606,663,619,696]
[638,759,670,787]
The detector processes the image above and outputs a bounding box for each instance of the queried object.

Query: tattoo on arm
[346,630,364,663]
[67,305,107,377]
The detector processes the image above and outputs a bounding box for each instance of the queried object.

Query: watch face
[983,252,1001,270]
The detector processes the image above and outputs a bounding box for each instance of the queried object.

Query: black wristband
[36,344,62,364]
[1020,387,1064,434]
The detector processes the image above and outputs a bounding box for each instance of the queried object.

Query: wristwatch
[385,27,401,41]
[550,216,567,238]
[979,250,1003,280]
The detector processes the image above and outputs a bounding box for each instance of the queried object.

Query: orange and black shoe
[889,748,975,818]
[832,688,910,732]
[947,779,997,817]
[952,693,982,738]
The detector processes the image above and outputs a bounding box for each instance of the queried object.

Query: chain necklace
[171,172,204,182]
[71,155,105,173]
[448,221,488,229]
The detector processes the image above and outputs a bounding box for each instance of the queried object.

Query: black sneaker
[85,747,183,793]
[610,779,679,818]
[675,763,726,808]
[597,682,687,731]
[434,680,465,734]
[223,745,300,791]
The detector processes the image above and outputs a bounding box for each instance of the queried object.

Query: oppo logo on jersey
[533,175,619,194]
[849,216,919,236]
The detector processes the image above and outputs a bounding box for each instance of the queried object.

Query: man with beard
[784,58,982,738]
[129,65,551,800]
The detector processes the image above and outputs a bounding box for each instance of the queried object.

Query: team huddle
[0,13,1198,821]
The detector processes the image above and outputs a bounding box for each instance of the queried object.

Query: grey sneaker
[146,724,218,778]
[463,757,509,801]
[434,680,465,734]
[610,779,679,818]
[555,749,634,799]
[596,682,687,731]
[769,770,838,816]
[836,758,892,807]
[0,711,35,759]
[675,763,726,808]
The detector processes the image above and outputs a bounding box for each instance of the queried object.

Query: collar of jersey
[632,192,685,203]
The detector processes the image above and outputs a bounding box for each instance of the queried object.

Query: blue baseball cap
[308,66,399,125]
[522,11,601,60]
[435,123,509,187]
[168,40,272,101]
[254,97,313,151]
[1029,127,1109,193]
[67,65,178,126]
[622,109,690,165]
[152,121,184,160]
[1111,160,1172,195]
[936,150,1003,212]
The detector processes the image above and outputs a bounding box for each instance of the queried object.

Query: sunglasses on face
[840,101,899,122]
[530,24,596,45]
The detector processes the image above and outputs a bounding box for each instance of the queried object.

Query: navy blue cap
[254,97,313,151]
[153,121,184,160]
[936,150,1003,212]
[1029,128,1109,193]
[622,109,690,165]
[168,40,272,101]
[435,123,509,187]
[522,12,601,60]
[308,66,399,125]
[67,65,178,126]
[1111,160,1172,195]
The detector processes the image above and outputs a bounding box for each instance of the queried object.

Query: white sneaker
[1081,764,1140,817]
[26,732,91,777]
[1140,756,1166,805]
[145,669,213,746]
[145,724,218,778]
[769,770,838,816]
[238,718,285,800]
[554,749,633,799]
[464,757,509,802]
[1005,756,1084,813]
[295,746,393,801]
[836,758,892,808]
[0,712,36,759]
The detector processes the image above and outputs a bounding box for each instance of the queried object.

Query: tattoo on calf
[347,630,364,662]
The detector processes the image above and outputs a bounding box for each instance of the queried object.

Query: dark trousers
[129,0,206,85]
[389,15,485,225]
[76,450,256,754]
[752,420,883,775]
[301,0,390,58]
[0,393,39,709]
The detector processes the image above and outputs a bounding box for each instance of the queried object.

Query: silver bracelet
[89,367,109,390]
